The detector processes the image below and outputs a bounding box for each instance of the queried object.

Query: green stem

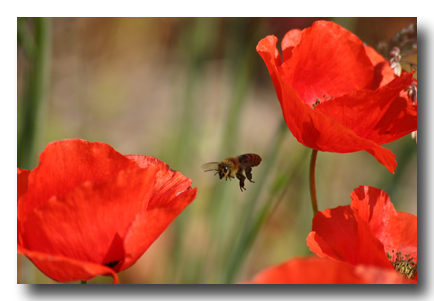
[309,149,319,216]
[80,280,87,284]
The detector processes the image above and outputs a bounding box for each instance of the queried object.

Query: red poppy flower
[306,186,417,282]
[242,256,413,284]
[17,139,197,283]
[257,21,417,173]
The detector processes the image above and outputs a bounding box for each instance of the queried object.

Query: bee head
[218,164,230,179]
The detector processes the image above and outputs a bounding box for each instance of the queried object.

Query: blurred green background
[17,17,417,284]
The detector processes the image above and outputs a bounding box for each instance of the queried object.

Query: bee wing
[201,162,219,172]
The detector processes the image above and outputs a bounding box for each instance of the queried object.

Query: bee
[202,153,262,191]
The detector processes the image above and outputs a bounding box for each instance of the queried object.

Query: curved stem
[309,149,319,216]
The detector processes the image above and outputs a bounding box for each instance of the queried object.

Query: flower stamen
[387,250,417,279]
[312,95,333,109]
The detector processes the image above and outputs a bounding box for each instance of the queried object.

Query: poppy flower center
[104,260,120,269]
[387,250,417,279]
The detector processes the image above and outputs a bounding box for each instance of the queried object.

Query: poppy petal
[278,21,374,105]
[281,29,302,62]
[353,218,395,268]
[307,185,416,275]
[306,206,358,263]
[18,139,197,283]
[315,73,414,143]
[116,155,198,271]
[18,139,139,222]
[364,45,397,89]
[364,92,417,145]
[307,203,393,268]
[354,265,416,284]
[121,188,197,272]
[243,256,415,284]
[350,186,402,251]
[364,45,387,67]
[257,29,400,173]
[257,21,416,173]
[17,168,30,247]
[18,245,119,283]
[244,257,365,284]
[306,232,340,261]
[17,168,30,201]
[396,212,417,263]
[20,165,158,270]
[126,155,195,209]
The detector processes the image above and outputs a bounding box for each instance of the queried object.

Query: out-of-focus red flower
[257,20,417,173]
[242,256,413,284]
[17,139,197,283]
[307,186,417,282]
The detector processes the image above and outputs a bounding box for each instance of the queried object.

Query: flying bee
[202,153,262,191]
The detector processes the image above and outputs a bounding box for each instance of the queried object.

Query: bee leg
[245,167,255,183]
[236,172,247,191]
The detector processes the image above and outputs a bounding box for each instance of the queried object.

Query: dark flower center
[387,250,417,279]
[104,260,120,269]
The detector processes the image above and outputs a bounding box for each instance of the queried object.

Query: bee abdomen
[237,153,262,167]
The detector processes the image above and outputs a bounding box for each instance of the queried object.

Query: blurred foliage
[17,17,417,284]
[17,17,51,169]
